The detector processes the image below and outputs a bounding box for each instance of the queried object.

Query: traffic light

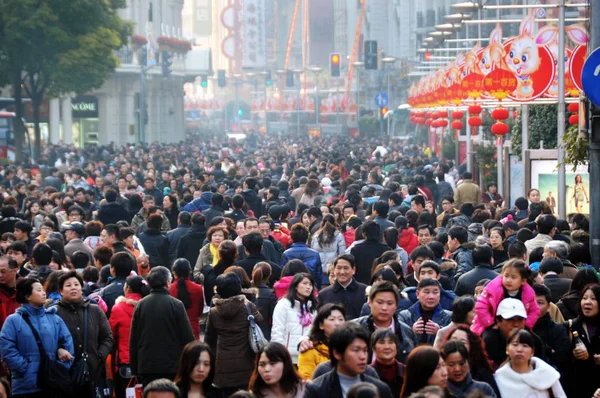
[265,70,272,86]
[238,109,244,117]
[330,53,341,77]
[364,40,378,70]
[217,70,226,87]
[200,75,208,88]
[380,107,388,118]
[286,70,294,87]
[161,51,172,77]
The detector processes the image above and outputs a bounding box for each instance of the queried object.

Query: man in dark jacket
[280,223,322,288]
[532,284,570,371]
[318,254,367,320]
[235,232,281,285]
[350,221,390,285]
[304,322,393,398]
[130,266,195,386]
[397,278,452,345]
[202,193,225,226]
[27,243,53,284]
[236,218,281,264]
[182,189,212,213]
[98,189,130,226]
[353,281,417,363]
[166,212,191,265]
[138,214,169,268]
[241,177,262,217]
[176,213,207,266]
[225,194,247,223]
[403,261,456,311]
[454,245,499,296]
[142,177,163,208]
[539,257,571,303]
[372,201,394,233]
[448,226,474,280]
[98,251,135,317]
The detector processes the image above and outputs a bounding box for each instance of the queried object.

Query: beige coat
[454,179,481,207]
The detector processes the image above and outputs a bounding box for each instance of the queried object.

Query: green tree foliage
[510,104,561,159]
[474,142,498,189]
[563,123,589,169]
[0,0,132,161]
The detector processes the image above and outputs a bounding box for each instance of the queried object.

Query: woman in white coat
[310,215,346,288]
[271,272,317,364]
[494,329,566,398]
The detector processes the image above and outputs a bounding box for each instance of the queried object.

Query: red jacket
[271,226,293,249]
[343,229,356,248]
[0,285,17,328]
[108,293,142,366]
[398,228,419,255]
[169,278,205,339]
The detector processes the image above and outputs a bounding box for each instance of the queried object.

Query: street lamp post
[233,74,242,130]
[382,57,396,136]
[293,69,304,135]
[275,69,286,127]
[259,71,268,129]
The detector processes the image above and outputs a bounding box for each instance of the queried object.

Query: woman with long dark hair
[249,342,305,398]
[252,262,277,340]
[440,341,496,398]
[297,303,345,379]
[169,258,205,339]
[174,341,222,398]
[557,268,600,320]
[564,284,600,397]
[201,240,237,305]
[383,228,409,270]
[399,346,447,398]
[494,329,565,397]
[109,275,149,398]
[310,214,346,287]
[271,273,318,364]
[163,194,180,231]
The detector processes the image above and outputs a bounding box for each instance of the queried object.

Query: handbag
[71,306,90,387]
[22,313,73,393]
[245,302,267,353]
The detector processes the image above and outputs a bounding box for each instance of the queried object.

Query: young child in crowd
[471,258,539,335]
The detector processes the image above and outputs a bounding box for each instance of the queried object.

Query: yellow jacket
[297,343,329,380]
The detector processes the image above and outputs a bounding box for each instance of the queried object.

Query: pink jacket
[471,275,540,335]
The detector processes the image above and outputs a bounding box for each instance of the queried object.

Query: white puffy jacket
[271,298,316,363]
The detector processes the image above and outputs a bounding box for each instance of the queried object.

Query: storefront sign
[72,96,98,118]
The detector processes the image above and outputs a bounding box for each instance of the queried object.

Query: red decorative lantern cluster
[468,104,482,133]
[451,110,463,132]
[490,106,510,137]
[410,111,428,125]
[568,103,579,125]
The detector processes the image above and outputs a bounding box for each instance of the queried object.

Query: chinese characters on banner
[242,0,266,69]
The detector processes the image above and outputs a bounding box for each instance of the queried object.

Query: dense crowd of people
[0,133,596,398]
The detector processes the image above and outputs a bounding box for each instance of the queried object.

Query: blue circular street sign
[374,93,389,108]
[582,47,600,107]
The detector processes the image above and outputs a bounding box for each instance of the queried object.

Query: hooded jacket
[182,191,212,213]
[297,343,329,380]
[109,293,142,365]
[205,295,262,388]
[398,228,419,255]
[494,356,566,398]
[274,275,293,299]
[472,275,539,335]
[281,243,323,289]
[556,290,580,320]
[0,305,74,395]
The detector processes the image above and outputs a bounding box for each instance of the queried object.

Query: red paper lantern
[491,122,510,136]
[568,103,579,113]
[468,105,482,116]
[451,111,464,120]
[468,116,482,127]
[491,107,509,121]
[438,119,449,128]
[451,121,464,130]
[437,110,447,119]
[569,114,579,125]
[425,119,432,126]
[483,68,518,100]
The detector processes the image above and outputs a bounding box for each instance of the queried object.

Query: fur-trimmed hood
[115,293,142,307]
[212,294,248,318]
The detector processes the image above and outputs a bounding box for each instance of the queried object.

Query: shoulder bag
[22,313,73,393]
[71,306,90,386]
[245,302,267,353]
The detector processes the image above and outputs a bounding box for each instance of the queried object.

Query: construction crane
[280,0,302,92]
[345,0,367,105]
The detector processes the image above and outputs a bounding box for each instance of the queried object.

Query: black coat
[236,239,280,264]
[164,209,179,232]
[166,225,190,265]
[55,300,113,385]
[98,276,127,318]
[224,209,247,223]
[543,274,571,303]
[138,228,169,268]
[235,253,281,286]
[350,239,391,285]
[318,279,367,320]
[176,224,207,266]
[454,263,498,297]
[533,312,570,370]
[98,202,130,226]
[255,284,277,340]
[304,368,393,398]
[242,189,262,217]
[129,289,195,375]
[557,290,580,320]
[563,317,600,398]
[202,205,224,227]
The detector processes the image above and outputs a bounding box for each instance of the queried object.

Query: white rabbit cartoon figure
[505,13,554,99]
